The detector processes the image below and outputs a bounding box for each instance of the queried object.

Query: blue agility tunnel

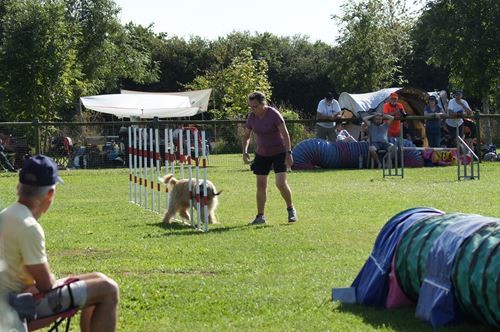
[292,139,423,170]
[333,207,500,329]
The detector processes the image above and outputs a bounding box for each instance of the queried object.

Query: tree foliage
[185,48,272,120]
[0,0,158,121]
[0,0,78,121]
[415,0,499,103]
[331,0,415,92]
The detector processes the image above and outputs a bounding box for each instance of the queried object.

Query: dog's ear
[164,173,175,184]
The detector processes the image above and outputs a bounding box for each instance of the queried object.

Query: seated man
[364,113,396,168]
[0,155,119,332]
[335,122,357,142]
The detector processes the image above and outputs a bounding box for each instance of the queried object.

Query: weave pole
[143,129,148,209]
[164,128,169,210]
[133,127,138,204]
[149,128,155,211]
[169,129,175,175]
[201,131,209,232]
[138,128,143,206]
[186,130,194,227]
[128,126,133,202]
[194,130,202,231]
[155,128,161,212]
[178,129,185,179]
[128,126,211,231]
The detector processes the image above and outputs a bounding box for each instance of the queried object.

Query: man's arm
[25,262,55,292]
[383,114,394,125]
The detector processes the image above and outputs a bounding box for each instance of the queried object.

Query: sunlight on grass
[1,157,498,331]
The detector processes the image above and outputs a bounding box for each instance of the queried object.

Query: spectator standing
[316,92,341,141]
[383,92,407,138]
[424,95,445,147]
[446,89,471,147]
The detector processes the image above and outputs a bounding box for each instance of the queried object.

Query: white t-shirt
[0,203,47,292]
[316,99,341,129]
[446,98,469,128]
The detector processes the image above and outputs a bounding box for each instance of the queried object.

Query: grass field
[1,156,499,332]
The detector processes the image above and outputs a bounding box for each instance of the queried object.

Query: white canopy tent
[338,88,400,116]
[80,89,212,119]
[121,88,212,114]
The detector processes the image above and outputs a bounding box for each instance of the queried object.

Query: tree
[186,48,272,120]
[415,0,500,144]
[123,34,213,92]
[0,0,159,121]
[0,0,79,121]
[331,0,415,92]
[209,32,334,116]
[65,0,158,96]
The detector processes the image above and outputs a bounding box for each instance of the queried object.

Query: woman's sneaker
[287,208,298,222]
[250,215,266,225]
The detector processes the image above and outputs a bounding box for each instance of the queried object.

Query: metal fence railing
[0,114,499,172]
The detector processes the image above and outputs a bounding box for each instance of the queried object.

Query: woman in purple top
[242,92,297,225]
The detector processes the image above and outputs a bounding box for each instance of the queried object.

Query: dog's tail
[202,186,222,197]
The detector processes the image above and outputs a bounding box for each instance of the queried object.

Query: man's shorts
[35,278,87,318]
[251,152,287,175]
[371,142,393,151]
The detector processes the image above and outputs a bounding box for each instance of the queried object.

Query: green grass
[1,157,499,331]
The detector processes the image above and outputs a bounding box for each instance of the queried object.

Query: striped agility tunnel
[291,139,423,170]
[334,207,499,329]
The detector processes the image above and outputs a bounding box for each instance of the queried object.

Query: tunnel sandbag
[291,139,423,170]
[395,213,500,328]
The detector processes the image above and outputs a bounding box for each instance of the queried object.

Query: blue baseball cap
[19,155,64,186]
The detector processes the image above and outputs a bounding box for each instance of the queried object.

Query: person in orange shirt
[383,92,407,137]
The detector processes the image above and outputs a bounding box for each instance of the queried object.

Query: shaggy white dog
[159,173,221,224]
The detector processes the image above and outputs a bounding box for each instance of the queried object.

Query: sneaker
[250,215,266,225]
[287,208,298,222]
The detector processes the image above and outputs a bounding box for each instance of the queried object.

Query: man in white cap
[0,155,119,331]
[446,89,471,147]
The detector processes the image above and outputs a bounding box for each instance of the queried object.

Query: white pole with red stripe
[178,128,185,179]
[138,128,143,206]
[186,129,194,227]
[143,129,148,209]
[128,126,133,203]
[201,131,209,232]
[164,128,170,210]
[133,127,138,204]
[169,129,175,175]
[155,128,161,213]
[194,129,201,230]
[149,128,155,211]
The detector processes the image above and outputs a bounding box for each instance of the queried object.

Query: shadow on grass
[143,221,272,237]
[333,303,495,332]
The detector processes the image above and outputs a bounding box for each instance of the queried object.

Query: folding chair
[8,278,80,332]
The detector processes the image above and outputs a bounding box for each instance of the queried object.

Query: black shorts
[251,152,287,175]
